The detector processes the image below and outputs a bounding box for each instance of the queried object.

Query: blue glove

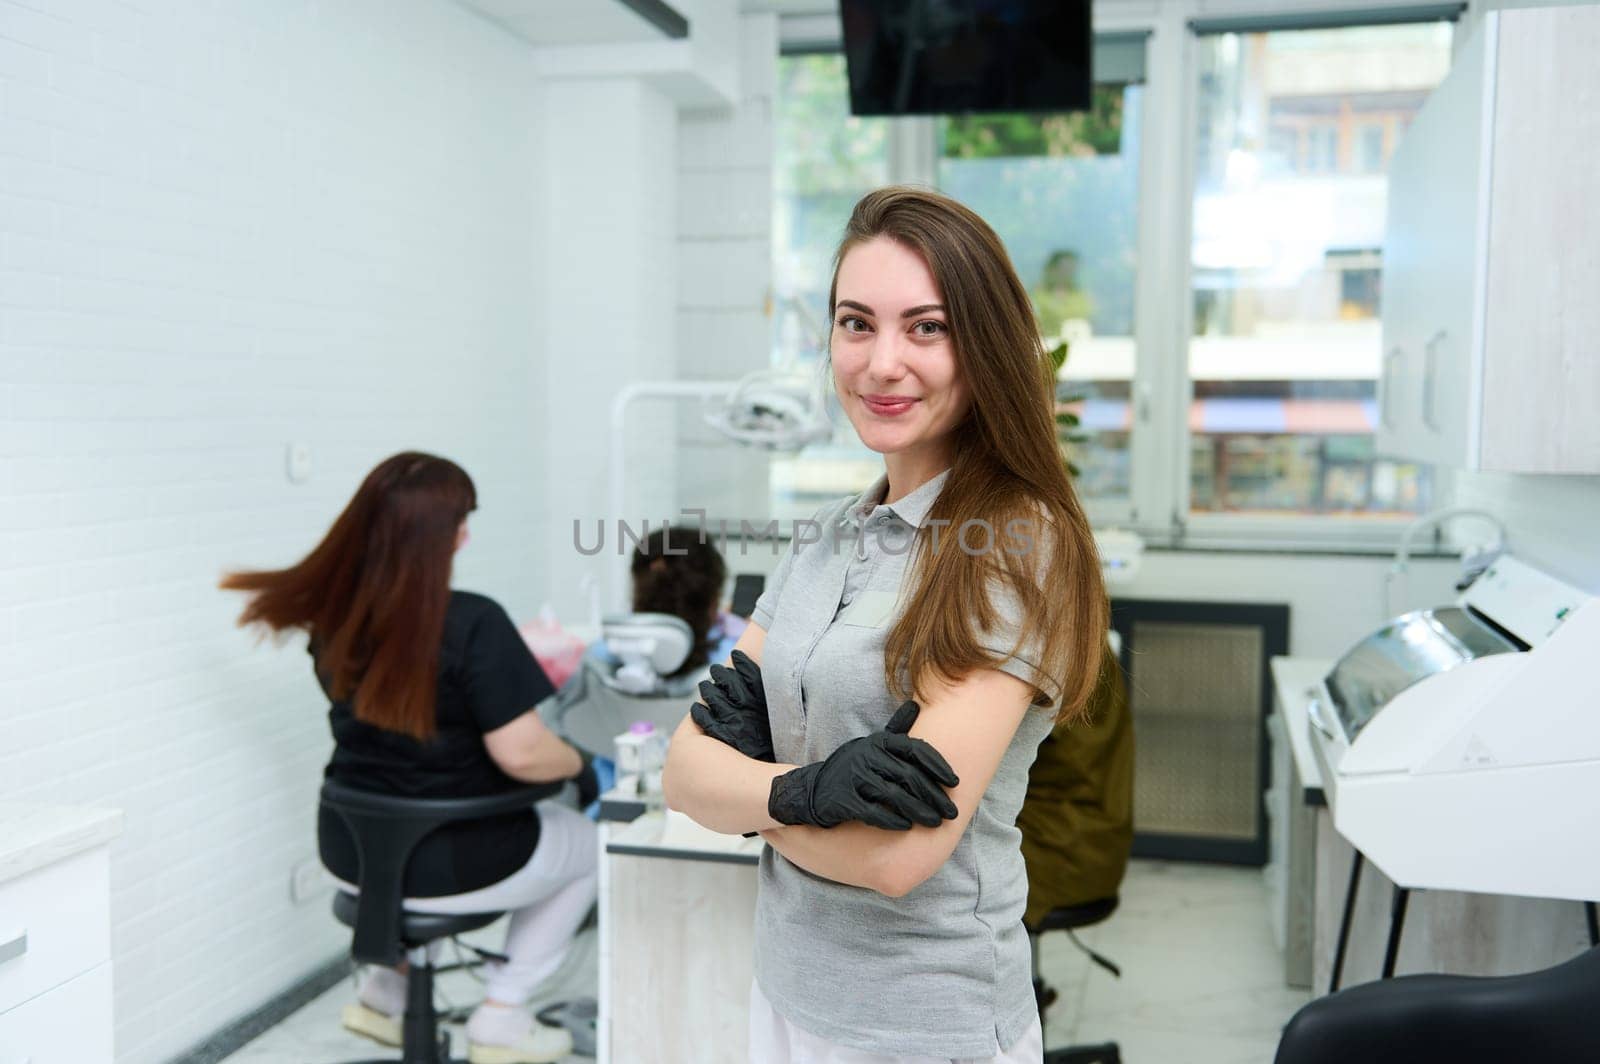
[579,755,616,820]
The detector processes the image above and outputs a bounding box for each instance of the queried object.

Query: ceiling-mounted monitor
[840,0,1093,116]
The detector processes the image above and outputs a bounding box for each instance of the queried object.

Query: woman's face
[831,236,971,461]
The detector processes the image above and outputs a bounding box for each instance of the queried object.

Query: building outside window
[769,53,890,519]
[1188,22,1452,518]
[936,79,1142,505]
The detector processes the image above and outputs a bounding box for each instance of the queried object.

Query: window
[1188,22,1452,518]
[935,82,1143,506]
[771,38,1147,519]
[766,15,1460,547]
[1356,122,1388,174]
[773,53,889,366]
[770,53,890,521]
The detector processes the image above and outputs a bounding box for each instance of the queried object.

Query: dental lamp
[606,367,833,610]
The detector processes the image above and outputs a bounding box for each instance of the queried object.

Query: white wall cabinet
[1380,5,1600,474]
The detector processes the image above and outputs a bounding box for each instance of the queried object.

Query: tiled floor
[226,859,1307,1063]
[1043,860,1310,1062]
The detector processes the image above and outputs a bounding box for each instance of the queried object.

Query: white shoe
[341,1001,402,1047]
[466,1020,573,1063]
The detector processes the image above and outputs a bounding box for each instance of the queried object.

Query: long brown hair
[220,452,477,740]
[829,187,1107,722]
[631,525,727,678]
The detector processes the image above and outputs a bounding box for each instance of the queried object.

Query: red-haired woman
[222,452,592,1064]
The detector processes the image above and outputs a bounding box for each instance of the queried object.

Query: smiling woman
[663,186,1108,1062]
[829,237,972,485]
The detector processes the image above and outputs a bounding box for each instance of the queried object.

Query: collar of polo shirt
[839,468,952,531]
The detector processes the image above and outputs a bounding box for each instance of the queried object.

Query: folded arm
[761,666,1033,897]
[663,621,1033,893]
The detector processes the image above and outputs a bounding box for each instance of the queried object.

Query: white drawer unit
[0,806,121,1064]
[0,963,114,1064]
[0,850,112,1017]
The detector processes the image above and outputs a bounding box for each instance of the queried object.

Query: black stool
[1028,896,1122,1064]
[320,780,560,1064]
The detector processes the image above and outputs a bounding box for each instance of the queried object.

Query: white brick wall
[0,2,548,1061]
[539,74,680,618]
[674,12,776,534]
[1450,473,1600,592]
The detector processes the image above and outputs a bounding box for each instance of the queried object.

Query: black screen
[841,0,1092,116]
[730,573,765,619]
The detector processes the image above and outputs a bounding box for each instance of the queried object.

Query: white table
[596,796,759,1064]
[1266,657,1331,988]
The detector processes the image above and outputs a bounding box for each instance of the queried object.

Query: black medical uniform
[316,591,556,897]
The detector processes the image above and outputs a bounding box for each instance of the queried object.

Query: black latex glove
[572,749,601,810]
[768,701,961,831]
[690,649,774,762]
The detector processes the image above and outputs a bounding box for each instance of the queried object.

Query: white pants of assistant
[748,981,1044,1064]
[336,800,598,1006]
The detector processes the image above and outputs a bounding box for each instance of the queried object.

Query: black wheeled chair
[319,779,563,1064]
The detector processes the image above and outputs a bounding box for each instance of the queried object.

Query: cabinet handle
[1380,347,1401,429]
[0,930,25,966]
[1421,330,1445,432]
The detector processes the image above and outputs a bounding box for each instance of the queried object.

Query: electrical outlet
[290,857,332,905]
[286,442,313,484]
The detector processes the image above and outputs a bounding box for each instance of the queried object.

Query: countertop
[604,809,762,867]
[1270,657,1332,805]
[0,802,123,886]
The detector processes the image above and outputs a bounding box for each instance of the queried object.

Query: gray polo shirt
[750,469,1058,1058]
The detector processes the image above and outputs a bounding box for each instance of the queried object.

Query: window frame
[1174,7,1460,552]
[773,2,1466,554]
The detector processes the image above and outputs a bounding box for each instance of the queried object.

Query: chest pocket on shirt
[836,589,901,628]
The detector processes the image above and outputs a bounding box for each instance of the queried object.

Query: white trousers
[336,800,598,1005]
[748,981,1044,1064]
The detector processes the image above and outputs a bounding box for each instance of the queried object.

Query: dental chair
[1274,945,1600,1063]
[320,779,562,1063]
[542,612,702,757]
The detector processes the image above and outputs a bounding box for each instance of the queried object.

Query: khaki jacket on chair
[1018,644,1135,927]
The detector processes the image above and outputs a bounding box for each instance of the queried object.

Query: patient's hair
[829,187,1107,721]
[220,451,476,741]
[631,526,726,678]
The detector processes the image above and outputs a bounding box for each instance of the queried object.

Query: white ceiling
[455,0,670,47]
[455,1,839,48]
[738,0,838,12]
